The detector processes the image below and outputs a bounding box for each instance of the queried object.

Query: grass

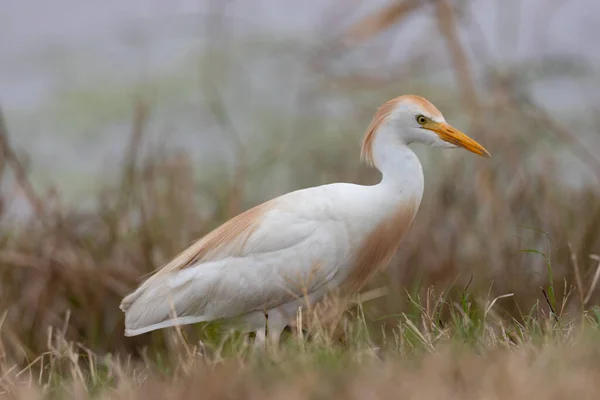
[3,286,600,399]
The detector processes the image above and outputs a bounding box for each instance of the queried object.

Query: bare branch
[435,0,481,122]
[343,0,422,46]
[0,107,46,217]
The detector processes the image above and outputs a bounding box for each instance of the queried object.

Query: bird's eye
[416,115,427,125]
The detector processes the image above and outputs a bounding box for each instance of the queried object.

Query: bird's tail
[120,272,209,336]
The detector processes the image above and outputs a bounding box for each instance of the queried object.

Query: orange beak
[425,122,491,158]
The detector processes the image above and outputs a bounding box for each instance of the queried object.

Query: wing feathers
[120,187,342,337]
[154,200,273,277]
[120,200,273,317]
[125,315,209,337]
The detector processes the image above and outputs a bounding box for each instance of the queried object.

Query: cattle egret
[120,94,490,347]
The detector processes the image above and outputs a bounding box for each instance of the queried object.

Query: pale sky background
[2,0,598,110]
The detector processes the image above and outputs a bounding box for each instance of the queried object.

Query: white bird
[120,94,490,347]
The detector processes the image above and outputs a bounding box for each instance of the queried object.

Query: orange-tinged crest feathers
[361,98,397,166]
[361,95,443,166]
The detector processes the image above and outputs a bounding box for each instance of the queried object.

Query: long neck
[370,124,424,197]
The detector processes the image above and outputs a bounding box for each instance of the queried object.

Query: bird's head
[361,95,490,166]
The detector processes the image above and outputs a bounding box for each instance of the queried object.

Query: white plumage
[120,94,490,347]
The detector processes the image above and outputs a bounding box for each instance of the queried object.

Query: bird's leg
[252,310,287,353]
[265,310,288,352]
[267,326,283,348]
[251,311,270,353]
[252,327,267,353]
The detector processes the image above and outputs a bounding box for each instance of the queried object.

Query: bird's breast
[340,194,420,294]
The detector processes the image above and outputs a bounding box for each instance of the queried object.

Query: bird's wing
[120,186,347,336]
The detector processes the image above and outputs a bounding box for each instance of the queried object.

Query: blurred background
[1,0,600,362]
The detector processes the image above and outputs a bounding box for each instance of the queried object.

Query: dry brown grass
[0,295,600,399]
[104,344,600,400]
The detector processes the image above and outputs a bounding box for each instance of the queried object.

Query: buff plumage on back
[119,201,272,313]
[361,95,443,166]
[156,201,272,275]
